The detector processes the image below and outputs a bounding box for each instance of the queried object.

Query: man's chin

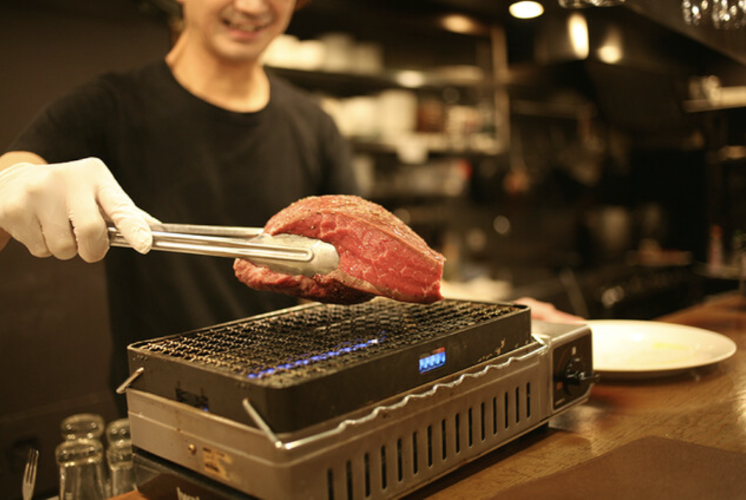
[214,44,267,65]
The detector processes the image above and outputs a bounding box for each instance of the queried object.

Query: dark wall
[0,2,168,497]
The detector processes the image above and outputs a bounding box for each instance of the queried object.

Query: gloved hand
[0,157,155,262]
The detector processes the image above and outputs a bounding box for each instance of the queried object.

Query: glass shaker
[107,438,136,496]
[60,413,105,442]
[55,438,109,500]
[105,418,131,447]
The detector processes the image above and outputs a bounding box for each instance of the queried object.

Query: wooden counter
[408,292,746,498]
[114,292,746,499]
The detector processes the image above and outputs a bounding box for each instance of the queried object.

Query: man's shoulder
[267,70,332,123]
[268,71,318,105]
[71,60,177,112]
[95,60,168,90]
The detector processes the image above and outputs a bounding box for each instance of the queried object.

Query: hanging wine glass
[558,0,593,7]
[559,0,625,6]
[711,0,746,28]
[682,0,713,26]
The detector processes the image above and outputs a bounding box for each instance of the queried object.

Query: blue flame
[247,334,386,379]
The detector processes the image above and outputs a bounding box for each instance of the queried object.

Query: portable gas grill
[121,298,597,499]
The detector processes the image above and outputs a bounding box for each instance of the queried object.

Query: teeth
[227,20,263,32]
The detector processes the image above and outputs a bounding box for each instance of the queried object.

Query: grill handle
[116,367,145,394]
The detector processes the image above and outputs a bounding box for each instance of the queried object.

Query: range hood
[502,1,746,145]
[625,0,746,68]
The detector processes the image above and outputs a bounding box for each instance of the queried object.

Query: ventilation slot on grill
[427,425,433,467]
[346,461,353,500]
[455,413,461,454]
[396,438,403,482]
[468,408,474,447]
[363,453,371,497]
[379,446,387,491]
[441,419,447,460]
[327,469,334,500]
[412,432,419,474]
[480,402,486,442]
[504,392,510,429]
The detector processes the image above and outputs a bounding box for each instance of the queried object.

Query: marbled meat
[233,195,445,304]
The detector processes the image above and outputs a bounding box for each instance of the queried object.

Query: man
[1,0,583,412]
[0,0,359,408]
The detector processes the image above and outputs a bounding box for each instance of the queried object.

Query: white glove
[0,157,155,262]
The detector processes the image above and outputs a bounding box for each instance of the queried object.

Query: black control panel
[551,330,598,410]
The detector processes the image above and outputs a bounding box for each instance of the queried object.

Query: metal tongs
[108,223,339,277]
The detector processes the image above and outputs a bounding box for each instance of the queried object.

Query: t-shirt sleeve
[8,77,115,164]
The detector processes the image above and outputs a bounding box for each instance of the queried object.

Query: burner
[123,300,596,500]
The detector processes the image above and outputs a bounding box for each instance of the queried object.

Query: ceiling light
[510,1,545,19]
[568,13,589,58]
[441,14,481,34]
[395,70,426,88]
[597,26,623,64]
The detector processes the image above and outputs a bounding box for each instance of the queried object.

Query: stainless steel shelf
[267,65,498,92]
[683,99,746,113]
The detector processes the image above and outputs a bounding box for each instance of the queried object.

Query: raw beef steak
[234,195,445,304]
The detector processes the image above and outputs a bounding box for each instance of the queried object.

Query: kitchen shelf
[267,65,498,94]
[511,99,596,120]
[683,87,746,113]
[683,99,746,113]
[350,135,501,157]
[267,66,505,161]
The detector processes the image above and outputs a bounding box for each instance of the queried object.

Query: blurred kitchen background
[2,0,746,496]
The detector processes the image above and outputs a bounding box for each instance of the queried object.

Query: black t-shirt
[10,60,359,391]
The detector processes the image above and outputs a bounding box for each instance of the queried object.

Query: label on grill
[201,447,232,481]
[419,347,447,373]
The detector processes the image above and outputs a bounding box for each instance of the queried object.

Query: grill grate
[136,299,519,386]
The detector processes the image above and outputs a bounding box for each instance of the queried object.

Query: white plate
[588,320,737,379]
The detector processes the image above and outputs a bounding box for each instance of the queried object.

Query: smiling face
[177,0,297,64]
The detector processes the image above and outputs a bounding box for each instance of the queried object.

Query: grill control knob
[562,356,600,397]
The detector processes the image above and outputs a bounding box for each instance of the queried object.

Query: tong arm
[149,223,263,238]
[107,223,340,277]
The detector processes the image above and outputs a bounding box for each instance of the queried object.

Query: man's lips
[223,18,269,34]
